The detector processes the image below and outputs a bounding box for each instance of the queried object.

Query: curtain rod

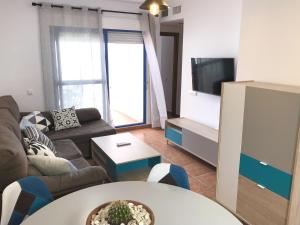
[32,2,143,15]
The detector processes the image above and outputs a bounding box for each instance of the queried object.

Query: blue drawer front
[165,127,182,145]
[239,153,292,200]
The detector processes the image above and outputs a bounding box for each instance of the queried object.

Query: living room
[0,0,299,225]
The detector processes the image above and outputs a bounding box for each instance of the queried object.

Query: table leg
[107,161,118,182]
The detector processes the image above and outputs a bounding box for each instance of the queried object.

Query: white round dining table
[21,181,242,225]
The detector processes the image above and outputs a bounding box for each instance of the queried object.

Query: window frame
[51,26,107,114]
[103,29,147,128]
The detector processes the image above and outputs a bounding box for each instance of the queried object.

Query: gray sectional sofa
[0,95,116,210]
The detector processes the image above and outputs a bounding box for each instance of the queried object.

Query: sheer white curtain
[139,13,168,129]
[38,4,111,123]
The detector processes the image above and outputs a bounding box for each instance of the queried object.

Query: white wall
[180,0,242,129]
[236,0,300,85]
[0,0,141,111]
[0,0,45,112]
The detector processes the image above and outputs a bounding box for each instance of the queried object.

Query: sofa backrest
[0,109,22,141]
[41,108,102,124]
[20,108,102,131]
[0,125,28,193]
[0,96,20,122]
[0,96,27,193]
[75,108,101,123]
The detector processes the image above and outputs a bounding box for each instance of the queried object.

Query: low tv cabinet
[165,118,219,166]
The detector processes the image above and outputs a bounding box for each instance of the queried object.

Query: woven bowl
[86,200,155,225]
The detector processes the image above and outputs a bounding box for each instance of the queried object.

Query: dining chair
[147,163,190,189]
[1,176,53,225]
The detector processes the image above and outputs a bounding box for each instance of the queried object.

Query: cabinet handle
[259,161,268,166]
[257,184,266,189]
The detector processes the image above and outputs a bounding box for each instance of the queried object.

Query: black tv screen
[191,58,235,96]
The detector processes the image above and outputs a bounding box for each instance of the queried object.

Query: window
[52,28,146,127]
[52,27,106,116]
[104,30,146,127]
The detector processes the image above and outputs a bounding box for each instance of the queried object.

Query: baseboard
[116,124,152,132]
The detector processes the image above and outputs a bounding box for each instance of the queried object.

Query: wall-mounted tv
[191,58,235,96]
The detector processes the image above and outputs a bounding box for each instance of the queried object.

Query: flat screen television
[191,58,235,96]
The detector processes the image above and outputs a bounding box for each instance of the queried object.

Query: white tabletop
[21,182,242,225]
[91,133,161,164]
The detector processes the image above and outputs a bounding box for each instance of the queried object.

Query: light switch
[27,89,33,96]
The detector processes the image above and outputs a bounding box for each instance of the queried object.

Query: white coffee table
[21,182,242,225]
[91,133,161,181]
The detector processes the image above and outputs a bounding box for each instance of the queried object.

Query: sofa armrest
[75,108,101,123]
[38,166,110,199]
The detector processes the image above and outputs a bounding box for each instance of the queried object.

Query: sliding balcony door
[104,30,146,128]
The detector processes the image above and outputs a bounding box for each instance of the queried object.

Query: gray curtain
[38,3,111,123]
[140,13,168,129]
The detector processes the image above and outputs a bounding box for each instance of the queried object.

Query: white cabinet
[165,118,218,166]
[217,81,300,225]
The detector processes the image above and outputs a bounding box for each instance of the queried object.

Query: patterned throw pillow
[19,118,35,130]
[27,155,77,176]
[51,107,81,131]
[24,138,55,157]
[22,111,52,132]
[23,126,56,154]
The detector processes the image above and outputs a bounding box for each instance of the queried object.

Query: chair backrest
[147,163,190,190]
[1,176,53,225]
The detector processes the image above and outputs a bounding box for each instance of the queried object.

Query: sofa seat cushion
[47,120,114,141]
[39,166,109,198]
[46,120,116,157]
[53,139,82,160]
[70,158,91,169]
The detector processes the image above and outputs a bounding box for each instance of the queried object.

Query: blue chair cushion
[147,163,190,190]
[1,176,53,225]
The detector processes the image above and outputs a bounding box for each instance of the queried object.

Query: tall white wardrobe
[217,81,300,225]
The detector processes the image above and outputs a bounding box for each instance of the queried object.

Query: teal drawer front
[239,153,292,200]
[165,127,182,146]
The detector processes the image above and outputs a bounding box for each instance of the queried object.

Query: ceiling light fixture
[139,0,168,16]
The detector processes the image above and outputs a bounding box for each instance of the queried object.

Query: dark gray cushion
[46,120,116,157]
[76,108,101,123]
[39,166,109,198]
[70,158,91,169]
[53,139,82,160]
[47,120,115,140]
